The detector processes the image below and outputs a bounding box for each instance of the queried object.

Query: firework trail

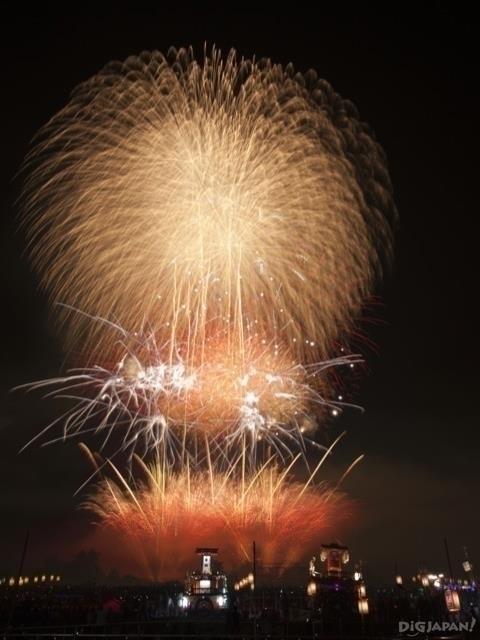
[83,445,357,580]
[21,46,396,369]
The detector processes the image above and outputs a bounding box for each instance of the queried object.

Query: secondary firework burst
[21,46,396,372]
[19,311,363,464]
[84,447,357,580]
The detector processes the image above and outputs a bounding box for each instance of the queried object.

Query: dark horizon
[0,7,478,585]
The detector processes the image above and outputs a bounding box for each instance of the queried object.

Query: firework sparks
[18,312,363,464]
[21,46,396,370]
[84,450,356,579]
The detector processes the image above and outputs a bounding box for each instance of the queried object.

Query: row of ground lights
[0,575,61,586]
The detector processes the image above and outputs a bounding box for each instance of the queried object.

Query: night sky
[1,7,478,583]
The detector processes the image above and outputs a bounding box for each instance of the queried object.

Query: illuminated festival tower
[310,543,350,577]
[179,548,228,611]
[308,543,369,618]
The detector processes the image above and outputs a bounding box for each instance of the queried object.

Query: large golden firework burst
[22,46,396,368]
